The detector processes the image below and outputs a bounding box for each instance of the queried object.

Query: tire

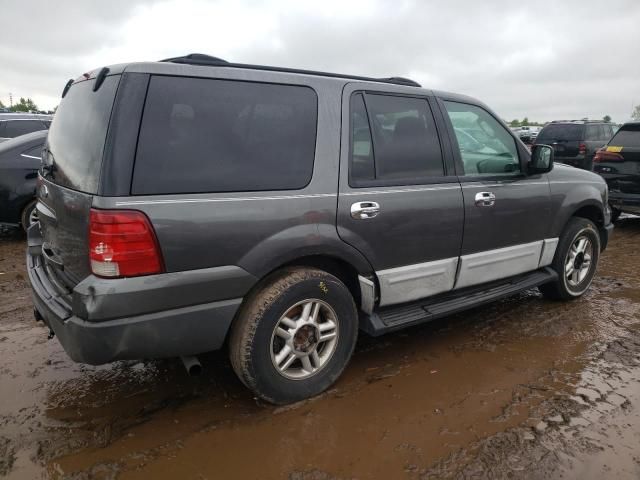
[610,206,621,223]
[539,217,600,301]
[20,200,38,232]
[229,267,358,404]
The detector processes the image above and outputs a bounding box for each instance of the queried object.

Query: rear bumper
[26,225,250,365]
[609,192,640,215]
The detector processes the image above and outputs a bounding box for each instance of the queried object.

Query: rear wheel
[20,200,38,232]
[229,267,358,404]
[539,217,600,301]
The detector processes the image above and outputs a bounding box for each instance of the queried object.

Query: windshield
[44,75,120,193]
[537,124,584,143]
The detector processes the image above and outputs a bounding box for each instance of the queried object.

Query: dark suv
[535,120,615,171]
[27,54,613,404]
[593,122,640,221]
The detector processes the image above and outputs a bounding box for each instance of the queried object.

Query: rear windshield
[44,75,120,193]
[610,125,640,148]
[537,124,584,143]
[132,76,318,195]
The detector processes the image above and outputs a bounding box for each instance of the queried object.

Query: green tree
[632,105,640,121]
[521,117,529,126]
[10,97,39,113]
[0,99,4,108]
[603,115,611,123]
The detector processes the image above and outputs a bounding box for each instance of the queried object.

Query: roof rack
[549,119,610,124]
[160,53,422,88]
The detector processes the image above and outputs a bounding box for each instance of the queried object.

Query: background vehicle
[0,113,52,143]
[593,122,640,221]
[534,120,614,170]
[28,54,612,405]
[517,125,540,144]
[0,130,47,231]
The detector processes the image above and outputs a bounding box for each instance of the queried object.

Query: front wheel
[539,217,600,301]
[229,267,358,404]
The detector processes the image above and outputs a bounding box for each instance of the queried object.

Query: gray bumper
[26,228,250,365]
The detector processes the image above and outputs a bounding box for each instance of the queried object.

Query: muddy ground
[1,219,639,480]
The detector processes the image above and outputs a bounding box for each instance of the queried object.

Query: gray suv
[28,54,613,404]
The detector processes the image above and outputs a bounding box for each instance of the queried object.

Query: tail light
[89,209,164,278]
[578,143,587,155]
[594,149,624,163]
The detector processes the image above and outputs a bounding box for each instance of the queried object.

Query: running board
[359,267,557,336]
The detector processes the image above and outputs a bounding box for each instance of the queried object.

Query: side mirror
[529,144,554,174]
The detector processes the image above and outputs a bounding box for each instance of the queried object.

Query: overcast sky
[1,0,639,122]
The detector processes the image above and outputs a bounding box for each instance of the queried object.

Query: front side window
[132,76,318,195]
[444,101,520,176]
[349,93,444,186]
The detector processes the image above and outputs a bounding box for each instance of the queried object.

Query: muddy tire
[20,200,38,232]
[539,217,600,301]
[229,267,358,404]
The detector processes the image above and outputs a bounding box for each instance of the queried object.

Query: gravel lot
[1,218,639,479]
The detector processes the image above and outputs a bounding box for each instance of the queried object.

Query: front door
[337,86,464,307]
[439,99,553,290]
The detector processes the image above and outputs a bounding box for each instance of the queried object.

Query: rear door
[439,99,553,289]
[595,124,640,195]
[37,74,121,288]
[537,123,584,161]
[337,85,464,307]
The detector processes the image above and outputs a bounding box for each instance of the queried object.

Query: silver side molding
[358,275,376,314]
[538,238,559,267]
[377,257,458,307]
[455,241,543,290]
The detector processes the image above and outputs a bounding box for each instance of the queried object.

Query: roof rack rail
[160,53,422,88]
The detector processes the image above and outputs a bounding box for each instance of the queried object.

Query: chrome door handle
[351,201,380,219]
[475,192,496,207]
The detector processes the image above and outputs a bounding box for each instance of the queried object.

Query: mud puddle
[1,218,639,479]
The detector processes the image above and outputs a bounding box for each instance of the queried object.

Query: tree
[509,119,521,127]
[603,115,611,123]
[10,97,38,113]
[0,99,4,108]
[632,105,640,122]
[521,117,529,126]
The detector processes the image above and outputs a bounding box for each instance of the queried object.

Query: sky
[1,0,639,122]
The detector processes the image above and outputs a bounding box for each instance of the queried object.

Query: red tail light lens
[594,149,624,163]
[89,209,164,278]
[579,143,587,155]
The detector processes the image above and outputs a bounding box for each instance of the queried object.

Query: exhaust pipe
[180,356,202,376]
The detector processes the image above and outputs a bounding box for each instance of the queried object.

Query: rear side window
[349,92,444,187]
[45,76,120,193]
[537,124,584,143]
[132,76,318,195]
[610,125,640,148]
[5,120,45,138]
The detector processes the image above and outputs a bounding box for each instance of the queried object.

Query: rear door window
[5,120,44,138]
[348,92,444,186]
[537,124,584,143]
[132,76,318,195]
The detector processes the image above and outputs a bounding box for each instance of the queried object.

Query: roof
[0,113,52,120]
[0,129,47,152]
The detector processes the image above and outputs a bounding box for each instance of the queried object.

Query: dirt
[1,218,640,479]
